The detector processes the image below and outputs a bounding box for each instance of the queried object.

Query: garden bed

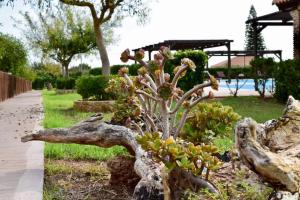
[73,100,115,113]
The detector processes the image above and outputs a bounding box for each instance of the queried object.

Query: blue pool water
[219,79,275,91]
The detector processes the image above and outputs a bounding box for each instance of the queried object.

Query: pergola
[133,39,234,76]
[246,0,300,59]
[133,39,233,59]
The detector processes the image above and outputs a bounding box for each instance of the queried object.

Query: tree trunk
[291,7,300,59]
[94,21,110,75]
[235,96,300,198]
[21,114,219,199]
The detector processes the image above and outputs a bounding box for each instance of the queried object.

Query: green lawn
[219,96,284,123]
[42,90,126,161]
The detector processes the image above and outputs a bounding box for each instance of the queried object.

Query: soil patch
[44,159,132,200]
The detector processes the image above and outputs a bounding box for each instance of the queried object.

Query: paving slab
[0,90,44,200]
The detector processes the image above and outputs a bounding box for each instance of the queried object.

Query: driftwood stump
[235,96,300,199]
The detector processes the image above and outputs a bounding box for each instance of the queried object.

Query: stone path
[0,90,44,200]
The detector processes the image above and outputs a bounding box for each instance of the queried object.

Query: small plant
[76,75,116,101]
[182,102,240,144]
[184,169,273,200]
[251,57,276,98]
[225,74,248,97]
[137,133,221,180]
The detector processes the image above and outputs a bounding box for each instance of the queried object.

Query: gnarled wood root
[21,114,218,199]
[235,96,300,198]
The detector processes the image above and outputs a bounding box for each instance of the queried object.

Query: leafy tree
[0,33,27,73]
[245,5,266,51]
[59,0,152,75]
[20,5,99,77]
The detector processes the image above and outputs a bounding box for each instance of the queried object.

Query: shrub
[250,57,276,98]
[32,73,56,90]
[274,59,300,102]
[76,75,116,100]
[208,67,252,79]
[164,50,207,91]
[56,77,76,90]
[89,67,102,75]
[89,64,141,76]
[181,102,240,144]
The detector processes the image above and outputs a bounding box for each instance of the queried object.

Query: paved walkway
[0,91,44,200]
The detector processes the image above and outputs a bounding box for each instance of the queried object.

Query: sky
[0,0,293,68]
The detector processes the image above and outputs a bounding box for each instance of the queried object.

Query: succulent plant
[118,67,129,76]
[134,49,145,61]
[181,58,196,71]
[120,49,131,63]
[159,46,173,59]
[158,82,173,100]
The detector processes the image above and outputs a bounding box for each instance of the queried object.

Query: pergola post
[226,42,231,83]
[148,50,152,61]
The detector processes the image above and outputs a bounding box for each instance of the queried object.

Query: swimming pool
[218,79,275,91]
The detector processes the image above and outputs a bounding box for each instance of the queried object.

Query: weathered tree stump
[235,96,300,199]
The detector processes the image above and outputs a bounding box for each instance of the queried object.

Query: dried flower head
[118,67,129,76]
[138,66,148,76]
[154,70,161,78]
[154,53,164,61]
[208,91,214,99]
[148,60,160,74]
[134,49,145,61]
[173,66,186,78]
[174,88,184,96]
[158,82,173,100]
[209,75,219,90]
[196,89,203,96]
[120,49,131,63]
[181,58,196,71]
[164,73,170,82]
[182,101,190,109]
[159,46,173,59]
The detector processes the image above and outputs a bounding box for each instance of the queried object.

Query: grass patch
[219,96,284,123]
[212,96,284,152]
[45,143,126,161]
[42,90,127,161]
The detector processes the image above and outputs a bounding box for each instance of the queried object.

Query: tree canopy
[0,33,27,73]
[59,0,152,75]
[20,5,100,77]
[245,5,266,51]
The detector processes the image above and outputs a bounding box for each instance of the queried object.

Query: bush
[32,73,56,90]
[164,50,207,91]
[56,77,76,90]
[89,64,141,76]
[250,57,276,98]
[182,102,240,144]
[76,75,116,100]
[274,59,300,102]
[208,67,252,79]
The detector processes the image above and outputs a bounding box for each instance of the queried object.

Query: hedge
[32,73,56,89]
[164,50,207,91]
[274,59,300,102]
[207,67,252,79]
[76,75,116,101]
[56,77,76,90]
[89,64,141,76]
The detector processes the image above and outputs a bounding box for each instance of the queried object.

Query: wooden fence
[0,71,32,102]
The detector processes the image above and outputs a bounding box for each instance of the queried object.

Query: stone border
[74,100,115,113]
